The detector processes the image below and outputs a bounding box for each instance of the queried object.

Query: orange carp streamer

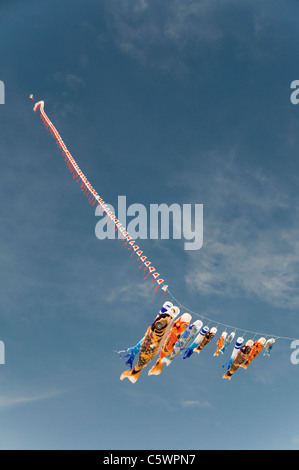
[148,313,191,376]
[241,337,266,370]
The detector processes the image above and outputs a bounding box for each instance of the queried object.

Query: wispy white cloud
[105,282,155,303]
[52,72,85,90]
[179,156,299,309]
[181,399,213,408]
[103,0,269,75]
[0,388,66,412]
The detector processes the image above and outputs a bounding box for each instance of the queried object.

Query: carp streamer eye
[155,320,167,330]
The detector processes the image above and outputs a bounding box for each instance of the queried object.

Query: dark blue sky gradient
[0,0,299,450]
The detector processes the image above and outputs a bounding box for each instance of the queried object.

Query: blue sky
[0,0,299,450]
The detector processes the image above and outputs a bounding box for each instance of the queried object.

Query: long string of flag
[30,96,167,296]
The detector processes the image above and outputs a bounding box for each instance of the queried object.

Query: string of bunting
[30,95,298,383]
[31,96,166,295]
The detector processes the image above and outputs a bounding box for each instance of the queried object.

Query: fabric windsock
[214,331,228,356]
[161,319,202,366]
[182,323,207,359]
[222,339,253,380]
[155,305,180,357]
[219,331,236,355]
[223,337,244,372]
[241,337,266,369]
[194,326,217,354]
[148,313,192,376]
[264,338,275,356]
